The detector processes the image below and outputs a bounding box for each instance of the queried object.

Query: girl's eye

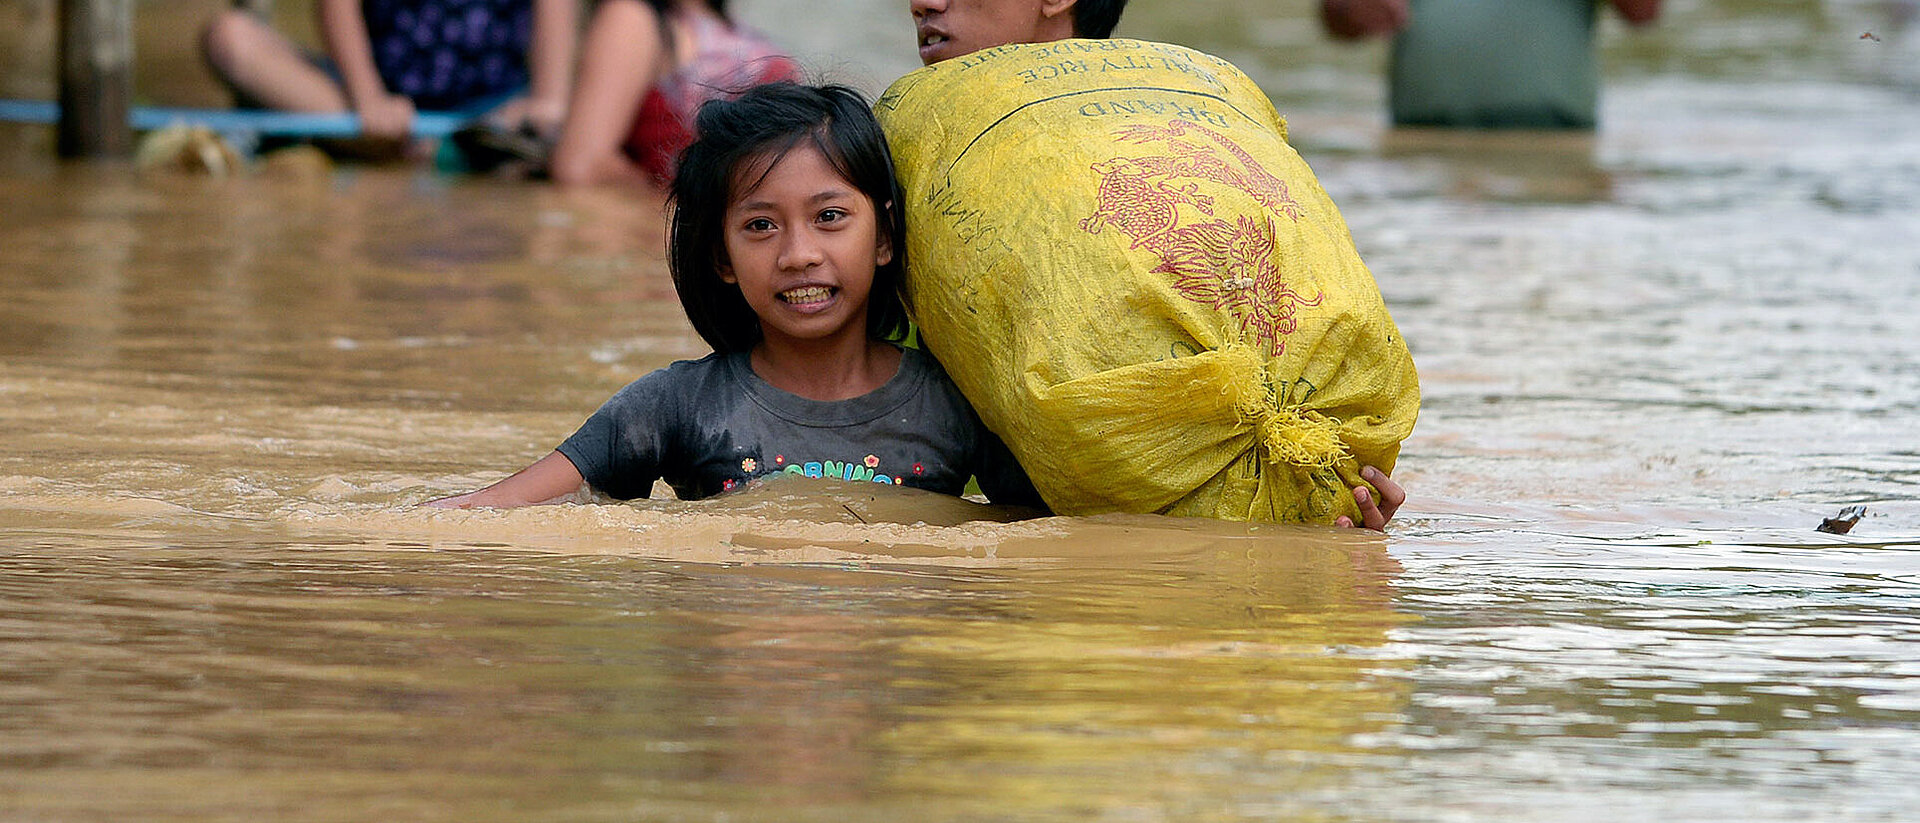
[744,217,776,232]
[817,208,848,224]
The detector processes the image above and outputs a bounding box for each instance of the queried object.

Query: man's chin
[917,41,951,64]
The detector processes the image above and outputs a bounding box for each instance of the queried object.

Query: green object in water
[1390,0,1601,129]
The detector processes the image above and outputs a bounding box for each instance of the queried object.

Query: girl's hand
[1335,465,1405,531]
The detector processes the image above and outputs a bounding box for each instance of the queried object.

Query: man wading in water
[898,0,1411,529]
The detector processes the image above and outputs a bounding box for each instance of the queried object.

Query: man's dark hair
[668,82,909,354]
[1072,0,1128,38]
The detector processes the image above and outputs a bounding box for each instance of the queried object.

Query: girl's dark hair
[668,82,909,354]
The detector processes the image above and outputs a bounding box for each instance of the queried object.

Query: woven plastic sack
[875,39,1419,523]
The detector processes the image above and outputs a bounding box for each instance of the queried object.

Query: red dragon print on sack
[1079,119,1323,355]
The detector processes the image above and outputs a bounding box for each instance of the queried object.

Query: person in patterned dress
[547,0,801,186]
[200,0,578,148]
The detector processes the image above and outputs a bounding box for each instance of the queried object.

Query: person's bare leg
[548,0,666,186]
[200,9,350,112]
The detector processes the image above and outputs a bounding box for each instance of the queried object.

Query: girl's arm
[548,0,668,185]
[423,450,588,508]
[317,0,414,138]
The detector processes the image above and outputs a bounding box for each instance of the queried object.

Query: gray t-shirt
[557,347,1044,507]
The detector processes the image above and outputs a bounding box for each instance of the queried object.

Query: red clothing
[624,16,801,184]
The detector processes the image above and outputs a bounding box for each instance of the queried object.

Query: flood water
[3,0,1919,820]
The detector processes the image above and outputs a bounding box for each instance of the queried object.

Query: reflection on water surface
[3,0,1919,820]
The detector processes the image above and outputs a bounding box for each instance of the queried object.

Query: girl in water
[429,83,1043,508]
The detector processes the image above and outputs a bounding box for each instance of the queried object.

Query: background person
[1320,0,1663,129]
[200,0,578,149]
[545,0,799,186]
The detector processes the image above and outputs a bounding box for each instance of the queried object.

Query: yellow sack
[876,39,1420,523]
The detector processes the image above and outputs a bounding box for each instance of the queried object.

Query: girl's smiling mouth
[780,285,836,307]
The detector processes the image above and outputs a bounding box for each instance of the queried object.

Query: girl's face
[718,143,893,350]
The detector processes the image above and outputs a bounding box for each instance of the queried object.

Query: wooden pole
[57,0,133,158]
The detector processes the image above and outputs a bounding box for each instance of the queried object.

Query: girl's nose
[778,231,825,270]
[910,0,946,18]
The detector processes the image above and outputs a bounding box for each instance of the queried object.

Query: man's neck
[1029,15,1078,46]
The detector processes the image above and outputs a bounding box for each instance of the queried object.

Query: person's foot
[450,119,556,177]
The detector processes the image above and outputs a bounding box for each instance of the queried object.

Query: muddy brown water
[2,1,1918,820]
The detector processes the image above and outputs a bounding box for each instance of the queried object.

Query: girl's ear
[875,201,895,267]
[715,252,737,284]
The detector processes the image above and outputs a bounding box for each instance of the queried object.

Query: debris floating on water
[135,125,243,176]
[1816,505,1868,534]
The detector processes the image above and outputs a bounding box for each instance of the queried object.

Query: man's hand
[1320,0,1410,40]
[1335,465,1405,531]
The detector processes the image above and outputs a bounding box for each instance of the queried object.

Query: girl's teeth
[782,286,832,304]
